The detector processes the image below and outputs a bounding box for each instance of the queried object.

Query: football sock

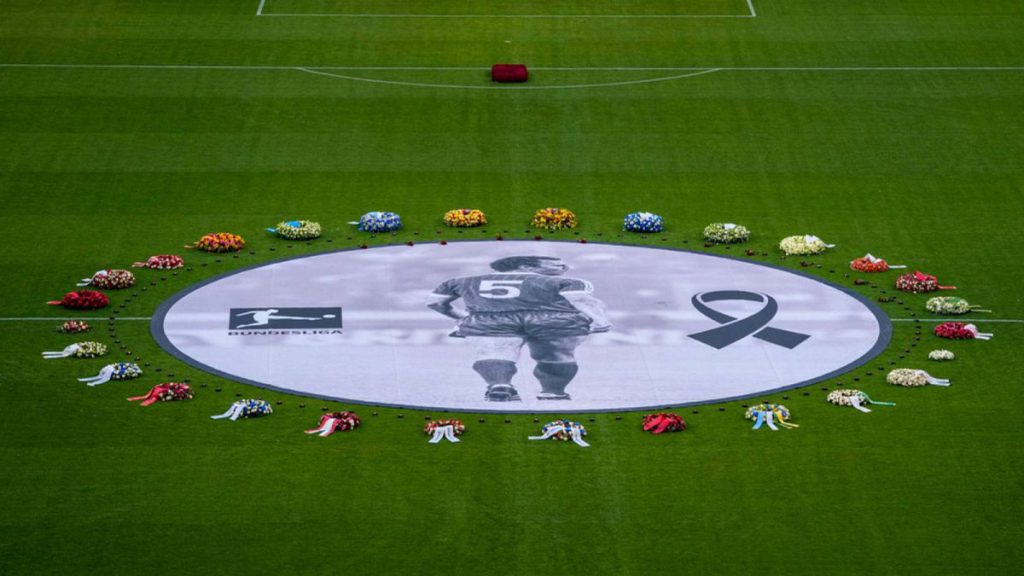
[473,360,517,385]
[534,361,579,394]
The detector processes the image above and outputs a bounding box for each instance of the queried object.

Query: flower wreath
[425,419,466,443]
[531,208,578,231]
[210,399,273,421]
[934,322,992,340]
[703,222,750,244]
[42,341,108,359]
[624,212,664,233]
[58,320,90,334]
[187,233,245,253]
[268,220,322,240]
[744,403,798,430]
[47,290,109,310]
[444,209,487,228]
[849,253,906,273]
[826,389,895,413]
[928,349,955,361]
[357,211,403,233]
[779,235,834,256]
[925,296,989,315]
[127,383,193,406]
[887,368,950,387]
[528,419,589,447]
[642,413,686,434]
[306,411,361,437]
[77,362,142,386]
[132,254,184,270]
[77,269,135,290]
[894,271,955,293]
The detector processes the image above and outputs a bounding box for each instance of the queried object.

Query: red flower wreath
[305,411,361,437]
[425,419,466,436]
[133,254,184,269]
[934,322,992,340]
[47,290,109,310]
[642,413,687,434]
[895,271,956,293]
[127,383,194,406]
[58,320,91,334]
[82,269,135,290]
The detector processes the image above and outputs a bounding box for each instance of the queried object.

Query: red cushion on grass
[492,64,528,83]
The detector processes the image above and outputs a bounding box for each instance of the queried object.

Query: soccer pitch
[1,1,1022,574]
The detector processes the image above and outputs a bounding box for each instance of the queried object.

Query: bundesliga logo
[228,307,342,330]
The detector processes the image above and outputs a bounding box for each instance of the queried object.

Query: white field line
[890,318,1024,324]
[2,64,1023,72]
[256,0,758,19]
[0,317,153,321]
[296,66,721,90]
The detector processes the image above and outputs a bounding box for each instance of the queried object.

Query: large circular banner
[153,241,890,413]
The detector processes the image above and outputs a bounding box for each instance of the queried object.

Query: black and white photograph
[155,241,888,412]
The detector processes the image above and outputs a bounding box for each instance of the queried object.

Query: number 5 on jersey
[478,280,524,299]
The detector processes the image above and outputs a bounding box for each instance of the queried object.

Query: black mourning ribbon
[688,291,810,349]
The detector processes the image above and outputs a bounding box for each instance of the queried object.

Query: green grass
[1,1,1023,574]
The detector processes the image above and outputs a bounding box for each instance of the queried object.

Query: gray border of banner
[152,240,892,413]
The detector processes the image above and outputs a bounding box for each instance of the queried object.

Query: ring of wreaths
[85,269,136,290]
[133,254,184,269]
[190,232,246,253]
[48,290,109,310]
[444,209,487,228]
[425,419,466,436]
[703,222,750,244]
[58,320,90,334]
[271,220,322,240]
[623,212,664,233]
[531,208,578,230]
[358,211,403,232]
[642,412,686,434]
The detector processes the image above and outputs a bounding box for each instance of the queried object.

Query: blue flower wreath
[623,212,664,233]
[357,211,403,233]
[110,362,143,380]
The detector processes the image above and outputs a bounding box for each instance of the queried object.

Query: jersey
[431,272,593,314]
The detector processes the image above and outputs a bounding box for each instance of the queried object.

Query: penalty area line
[295,66,721,90]
[255,0,758,19]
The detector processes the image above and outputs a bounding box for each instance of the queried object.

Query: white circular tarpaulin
[153,241,890,413]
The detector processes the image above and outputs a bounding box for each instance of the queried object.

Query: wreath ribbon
[42,344,79,359]
[427,424,462,444]
[78,365,116,386]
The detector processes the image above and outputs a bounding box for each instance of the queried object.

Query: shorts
[455,311,592,339]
